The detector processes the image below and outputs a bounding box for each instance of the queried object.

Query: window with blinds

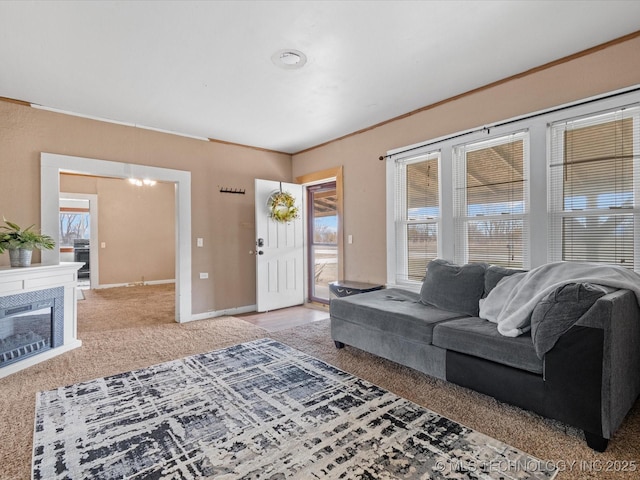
[549,106,640,270]
[453,131,529,267]
[394,151,440,284]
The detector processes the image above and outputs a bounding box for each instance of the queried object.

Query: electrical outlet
[200,272,208,279]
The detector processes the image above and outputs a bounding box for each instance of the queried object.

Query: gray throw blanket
[479,261,640,337]
[529,282,609,358]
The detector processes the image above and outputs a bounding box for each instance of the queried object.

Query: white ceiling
[1,1,639,154]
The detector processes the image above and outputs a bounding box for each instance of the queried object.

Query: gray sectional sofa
[330,260,640,452]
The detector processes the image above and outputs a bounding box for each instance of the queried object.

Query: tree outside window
[59,211,90,247]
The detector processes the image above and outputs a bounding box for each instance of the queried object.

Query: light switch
[200,272,208,279]
[197,238,203,247]
[348,235,353,244]
[101,242,106,248]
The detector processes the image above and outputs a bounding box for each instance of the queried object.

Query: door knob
[258,250,264,255]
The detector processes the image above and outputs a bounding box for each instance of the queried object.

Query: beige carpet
[1,284,639,479]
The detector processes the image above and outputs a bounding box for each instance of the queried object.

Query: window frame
[59,207,91,249]
[387,149,442,289]
[548,105,640,270]
[385,87,640,286]
[452,130,530,267]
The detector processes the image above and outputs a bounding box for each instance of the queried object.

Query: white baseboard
[187,304,257,323]
[94,279,176,289]
[86,281,256,325]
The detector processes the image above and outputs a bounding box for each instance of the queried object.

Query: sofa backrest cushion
[420,259,487,316]
[484,265,526,298]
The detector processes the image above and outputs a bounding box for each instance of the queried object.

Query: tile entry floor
[238,304,330,332]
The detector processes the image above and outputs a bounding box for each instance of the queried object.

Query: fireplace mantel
[0,262,83,378]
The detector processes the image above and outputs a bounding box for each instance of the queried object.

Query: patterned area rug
[33,339,557,479]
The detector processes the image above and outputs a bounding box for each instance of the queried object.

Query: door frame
[296,167,344,299]
[40,153,192,323]
[59,192,99,289]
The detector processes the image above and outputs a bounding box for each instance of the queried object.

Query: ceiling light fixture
[128,178,156,187]
[271,49,307,70]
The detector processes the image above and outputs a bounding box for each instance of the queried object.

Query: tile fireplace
[0,263,82,378]
[0,287,63,366]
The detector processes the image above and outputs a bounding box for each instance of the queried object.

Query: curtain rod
[378,85,640,161]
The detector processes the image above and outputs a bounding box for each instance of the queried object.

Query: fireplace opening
[0,299,56,366]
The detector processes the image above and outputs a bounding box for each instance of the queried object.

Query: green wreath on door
[268,191,300,223]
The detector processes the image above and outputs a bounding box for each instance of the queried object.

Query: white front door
[255,179,304,312]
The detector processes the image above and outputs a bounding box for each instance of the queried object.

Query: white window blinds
[549,106,640,269]
[453,131,529,267]
[394,152,440,284]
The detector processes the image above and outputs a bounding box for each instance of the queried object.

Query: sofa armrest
[580,289,640,438]
[542,289,640,441]
[575,289,633,328]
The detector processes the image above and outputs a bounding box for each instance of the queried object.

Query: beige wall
[0,102,292,314]
[2,34,639,313]
[292,35,640,285]
[60,174,176,286]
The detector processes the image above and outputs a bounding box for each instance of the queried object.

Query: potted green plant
[0,219,55,267]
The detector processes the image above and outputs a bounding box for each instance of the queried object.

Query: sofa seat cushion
[432,317,543,375]
[330,288,468,344]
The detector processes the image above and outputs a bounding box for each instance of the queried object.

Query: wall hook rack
[219,187,246,195]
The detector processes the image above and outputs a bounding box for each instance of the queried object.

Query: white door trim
[40,153,192,323]
[59,192,99,288]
